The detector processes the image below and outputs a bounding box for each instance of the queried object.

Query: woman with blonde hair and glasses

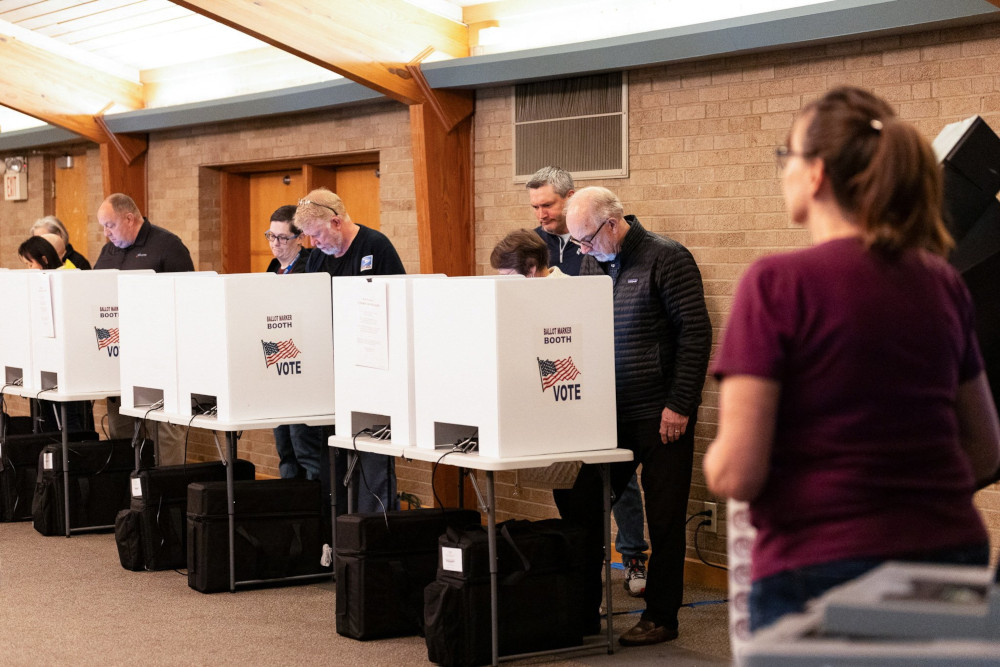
[705,86,1000,631]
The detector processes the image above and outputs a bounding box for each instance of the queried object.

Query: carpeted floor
[0,521,730,666]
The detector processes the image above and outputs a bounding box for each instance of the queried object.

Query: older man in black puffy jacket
[556,186,712,646]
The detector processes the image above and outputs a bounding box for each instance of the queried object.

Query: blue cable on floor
[609,562,728,607]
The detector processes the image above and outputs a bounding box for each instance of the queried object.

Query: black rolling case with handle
[423,519,588,667]
[31,438,153,536]
[335,508,481,640]
[186,478,330,593]
[0,429,97,522]
[114,459,256,571]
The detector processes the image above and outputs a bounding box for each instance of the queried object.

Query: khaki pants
[105,396,188,466]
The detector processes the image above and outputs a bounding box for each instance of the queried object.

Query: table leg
[487,470,499,667]
[226,431,237,593]
[62,403,71,538]
[132,420,143,472]
[602,463,614,652]
[31,399,41,434]
[329,444,338,558]
[346,451,356,515]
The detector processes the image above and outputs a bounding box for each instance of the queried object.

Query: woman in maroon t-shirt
[704,86,1000,632]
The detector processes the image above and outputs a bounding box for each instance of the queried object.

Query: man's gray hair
[30,215,69,242]
[526,166,574,197]
[567,186,624,224]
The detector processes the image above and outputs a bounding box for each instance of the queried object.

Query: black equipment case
[31,438,152,536]
[335,508,481,640]
[186,478,330,593]
[423,519,588,667]
[1,414,37,436]
[0,430,97,522]
[114,459,256,571]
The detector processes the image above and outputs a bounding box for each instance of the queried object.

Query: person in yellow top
[41,233,79,269]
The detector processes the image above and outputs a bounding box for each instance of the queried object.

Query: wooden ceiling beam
[0,28,143,144]
[170,0,469,106]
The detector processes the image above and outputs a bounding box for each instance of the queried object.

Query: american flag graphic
[537,356,581,391]
[95,327,119,350]
[262,339,301,367]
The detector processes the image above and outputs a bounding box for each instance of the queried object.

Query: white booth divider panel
[412,275,617,458]
[332,275,445,446]
[28,269,143,395]
[118,272,216,413]
[0,270,37,389]
[174,272,334,422]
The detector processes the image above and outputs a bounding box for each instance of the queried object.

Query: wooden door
[336,164,380,231]
[249,170,304,273]
[54,154,90,262]
[221,160,381,274]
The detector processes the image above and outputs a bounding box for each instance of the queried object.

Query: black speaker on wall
[935,115,1000,485]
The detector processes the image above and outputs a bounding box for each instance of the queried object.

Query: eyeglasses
[298,198,339,215]
[264,232,299,244]
[569,218,610,248]
[774,146,813,170]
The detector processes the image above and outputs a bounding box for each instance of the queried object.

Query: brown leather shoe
[618,619,679,646]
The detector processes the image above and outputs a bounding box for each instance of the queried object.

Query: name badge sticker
[441,546,464,573]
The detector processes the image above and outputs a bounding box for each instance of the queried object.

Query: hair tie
[870,118,883,133]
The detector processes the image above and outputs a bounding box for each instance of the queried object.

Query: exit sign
[4,171,26,201]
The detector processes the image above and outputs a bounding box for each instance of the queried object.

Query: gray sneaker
[623,557,646,597]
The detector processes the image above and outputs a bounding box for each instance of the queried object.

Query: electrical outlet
[704,501,717,533]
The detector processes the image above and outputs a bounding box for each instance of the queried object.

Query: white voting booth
[27,269,138,395]
[411,275,616,458]
[118,272,216,414]
[332,275,444,446]
[0,270,37,388]
[173,273,335,422]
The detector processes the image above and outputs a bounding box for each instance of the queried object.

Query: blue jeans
[750,542,990,632]
[613,473,648,562]
[273,424,327,480]
[332,449,399,514]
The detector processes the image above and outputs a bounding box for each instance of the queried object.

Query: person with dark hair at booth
[490,228,562,277]
[18,236,63,270]
[18,235,94,432]
[705,86,1000,632]
[262,204,319,481]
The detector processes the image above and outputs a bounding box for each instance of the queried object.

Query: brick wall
[473,22,1000,566]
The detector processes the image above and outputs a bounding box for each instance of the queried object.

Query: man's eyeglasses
[298,198,339,215]
[569,218,610,248]
[774,146,813,170]
[264,232,299,244]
